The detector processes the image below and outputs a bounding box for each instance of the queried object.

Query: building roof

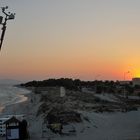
[4,116,21,124]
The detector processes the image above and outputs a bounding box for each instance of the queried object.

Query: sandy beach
[0,88,140,140]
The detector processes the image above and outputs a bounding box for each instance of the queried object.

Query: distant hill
[0,79,23,85]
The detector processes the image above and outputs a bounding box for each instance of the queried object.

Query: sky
[0,0,140,81]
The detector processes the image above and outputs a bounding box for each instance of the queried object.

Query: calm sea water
[0,84,30,112]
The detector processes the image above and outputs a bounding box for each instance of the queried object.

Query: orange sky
[0,0,140,81]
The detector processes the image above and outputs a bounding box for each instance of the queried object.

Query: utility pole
[94,75,101,93]
[0,6,15,51]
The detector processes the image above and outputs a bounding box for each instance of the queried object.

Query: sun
[133,70,140,78]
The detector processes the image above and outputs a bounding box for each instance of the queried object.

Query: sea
[0,81,30,112]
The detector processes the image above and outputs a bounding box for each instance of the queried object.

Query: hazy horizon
[0,0,140,81]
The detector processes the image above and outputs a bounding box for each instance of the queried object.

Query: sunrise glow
[0,0,140,81]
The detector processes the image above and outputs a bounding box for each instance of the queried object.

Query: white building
[132,78,140,86]
[0,117,10,136]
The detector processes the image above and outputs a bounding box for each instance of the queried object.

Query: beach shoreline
[0,89,31,116]
[0,85,31,113]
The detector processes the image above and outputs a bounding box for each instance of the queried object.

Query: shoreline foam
[0,86,30,114]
